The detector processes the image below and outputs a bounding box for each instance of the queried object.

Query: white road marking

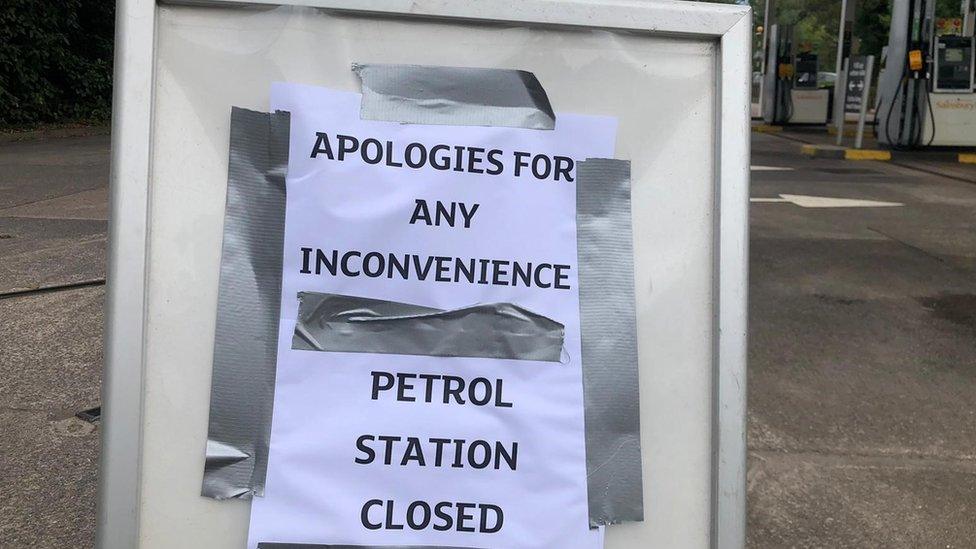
[750,165,795,171]
[750,194,904,208]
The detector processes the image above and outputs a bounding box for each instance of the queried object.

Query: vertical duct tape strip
[202,107,290,500]
[352,63,555,129]
[577,158,644,525]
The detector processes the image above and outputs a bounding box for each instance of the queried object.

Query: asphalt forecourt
[748,132,976,547]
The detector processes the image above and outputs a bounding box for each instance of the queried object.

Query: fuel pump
[789,50,831,124]
[761,25,831,125]
[878,0,976,147]
[877,0,934,148]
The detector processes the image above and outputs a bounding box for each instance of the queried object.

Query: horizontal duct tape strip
[352,63,555,129]
[576,158,644,525]
[202,107,290,500]
[293,292,565,362]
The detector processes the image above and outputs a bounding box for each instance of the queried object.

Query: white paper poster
[247,82,616,549]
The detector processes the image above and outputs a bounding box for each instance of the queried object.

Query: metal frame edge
[711,11,751,549]
[96,0,158,547]
[157,0,749,38]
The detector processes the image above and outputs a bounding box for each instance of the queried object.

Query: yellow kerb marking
[844,149,891,161]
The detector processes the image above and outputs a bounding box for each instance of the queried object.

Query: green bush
[0,0,114,127]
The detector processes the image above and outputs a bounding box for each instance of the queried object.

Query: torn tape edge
[352,62,556,130]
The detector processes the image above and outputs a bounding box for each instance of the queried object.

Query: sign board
[836,55,875,149]
[844,56,870,114]
[246,83,616,548]
[97,1,750,548]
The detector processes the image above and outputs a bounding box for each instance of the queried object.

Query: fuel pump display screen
[794,53,819,89]
[935,35,974,92]
[945,48,964,63]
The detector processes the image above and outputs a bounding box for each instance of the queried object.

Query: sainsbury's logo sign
[936,99,976,110]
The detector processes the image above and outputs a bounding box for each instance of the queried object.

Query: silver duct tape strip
[352,63,555,130]
[293,292,564,362]
[577,158,644,526]
[202,107,290,500]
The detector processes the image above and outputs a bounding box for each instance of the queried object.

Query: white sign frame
[98,1,751,548]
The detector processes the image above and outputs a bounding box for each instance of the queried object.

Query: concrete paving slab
[0,135,109,210]
[867,222,976,272]
[0,286,104,411]
[0,217,105,293]
[891,158,976,185]
[0,134,109,292]
[747,450,976,548]
[0,188,109,221]
[0,285,102,548]
[751,237,976,300]
[750,276,976,458]
[750,203,890,241]
[0,409,97,549]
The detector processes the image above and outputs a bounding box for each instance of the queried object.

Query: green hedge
[0,0,114,127]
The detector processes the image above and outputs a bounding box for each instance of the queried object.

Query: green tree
[854,0,892,59]
[698,0,900,68]
[0,0,114,127]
